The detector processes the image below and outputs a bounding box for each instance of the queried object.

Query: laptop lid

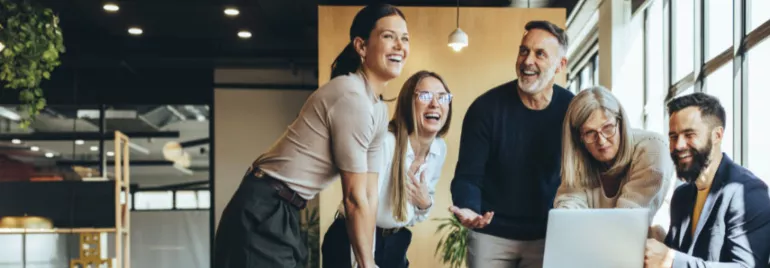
[543,208,650,268]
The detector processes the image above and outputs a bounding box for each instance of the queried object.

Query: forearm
[340,171,377,267]
[450,178,482,213]
[344,196,375,267]
[672,251,745,268]
[553,185,589,209]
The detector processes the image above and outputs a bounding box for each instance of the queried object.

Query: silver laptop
[543,208,650,268]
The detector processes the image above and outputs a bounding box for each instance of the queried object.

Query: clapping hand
[449,206,494,229]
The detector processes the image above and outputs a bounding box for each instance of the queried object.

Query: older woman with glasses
[554,86,675,229]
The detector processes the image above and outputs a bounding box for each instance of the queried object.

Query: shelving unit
[0,131,132,268]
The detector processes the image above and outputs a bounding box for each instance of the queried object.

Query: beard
[517,63,557,94]
[671,139,713,183]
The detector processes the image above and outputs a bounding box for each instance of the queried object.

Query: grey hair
[560,86,634,189]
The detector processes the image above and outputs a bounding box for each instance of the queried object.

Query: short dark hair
[667,92,726,129]
[525,20,568,54]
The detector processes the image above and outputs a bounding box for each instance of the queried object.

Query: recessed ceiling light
[107,151,115,157]
[238,30,252,39]
[11,139,21,144]
[103,3,119,12]
[45,152,54,158]
[31,146,39,151]
[90,146,98,151]
[75,140,84,145]
[128,27,143,35]
[224,7,239,16]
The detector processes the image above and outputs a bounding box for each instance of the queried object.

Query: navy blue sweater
[450,80,574,241]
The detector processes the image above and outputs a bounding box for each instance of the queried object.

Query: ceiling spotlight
[107,151,115,157]
[90,146,98,151]
[31,146,39,151]
[224,7,239,16]
[75,140,84,145]
[238,30,252,39]
[128,27,143,35]
[11,139,21,144]
[103,3,119,12]
[45,152,54,158]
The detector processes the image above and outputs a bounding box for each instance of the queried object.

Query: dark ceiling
[1,0,579,105]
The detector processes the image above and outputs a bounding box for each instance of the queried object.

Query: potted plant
[0,0,65,128]
[434,216,468,268]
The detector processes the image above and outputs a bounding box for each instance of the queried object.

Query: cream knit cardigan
[553,129,676,224]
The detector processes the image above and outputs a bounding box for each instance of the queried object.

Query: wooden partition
[318,5,566,267]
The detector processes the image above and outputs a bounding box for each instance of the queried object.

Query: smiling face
[516,29,565,94]
[413,76,452,136]
[668,107,722,182]
[580,109,621,164]
[356,14,410,82]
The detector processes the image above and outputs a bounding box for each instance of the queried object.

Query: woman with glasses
[554,86,675,228]
[322,70,453,268]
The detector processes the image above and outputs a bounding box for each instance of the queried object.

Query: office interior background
[0,0,768,267]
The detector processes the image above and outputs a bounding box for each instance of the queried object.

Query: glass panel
[674,0,694,81]
[615,13,646,129]
[677,86,695,97]
[750,0,770,32]
[706,0,733,60]
[593,55,600,86]
[134,191,173,210]
[747,39,770,183]
[176,190,199,209]
[646,0,666,134]
[570,79,579,93]
[704,61,734,158]
[198,190,211,209]
[580,63,594,90]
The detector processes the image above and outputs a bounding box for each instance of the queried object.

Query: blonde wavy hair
[561,86,634,189]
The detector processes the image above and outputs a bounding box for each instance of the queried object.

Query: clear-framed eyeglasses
[415,91,453,105]
[582,122,619,144]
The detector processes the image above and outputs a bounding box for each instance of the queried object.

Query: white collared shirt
[336,131,446,228]
[375,131,446,228]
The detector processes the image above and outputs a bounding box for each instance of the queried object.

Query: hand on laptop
[449,206,494,229]
[644,238,675,268]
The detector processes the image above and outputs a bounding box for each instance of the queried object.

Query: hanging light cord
[456,0,460,28]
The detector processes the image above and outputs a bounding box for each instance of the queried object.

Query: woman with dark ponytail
[322,70,454,267]
[214,3,409,268]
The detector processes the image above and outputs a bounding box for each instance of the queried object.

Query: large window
[706,0,732,59]
[645,0,665,134]
[704,61,734,158]
[663,0,770,171]
[750,0,770,32]
[616,13,646,129]
[568,53,599,93]
[747,39,769,181]
[673,0,694,81]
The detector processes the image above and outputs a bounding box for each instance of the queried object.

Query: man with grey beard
[449,20,574,268]
[644,93,770,268]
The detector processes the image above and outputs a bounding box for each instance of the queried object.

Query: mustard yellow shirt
[692,185,712,235]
